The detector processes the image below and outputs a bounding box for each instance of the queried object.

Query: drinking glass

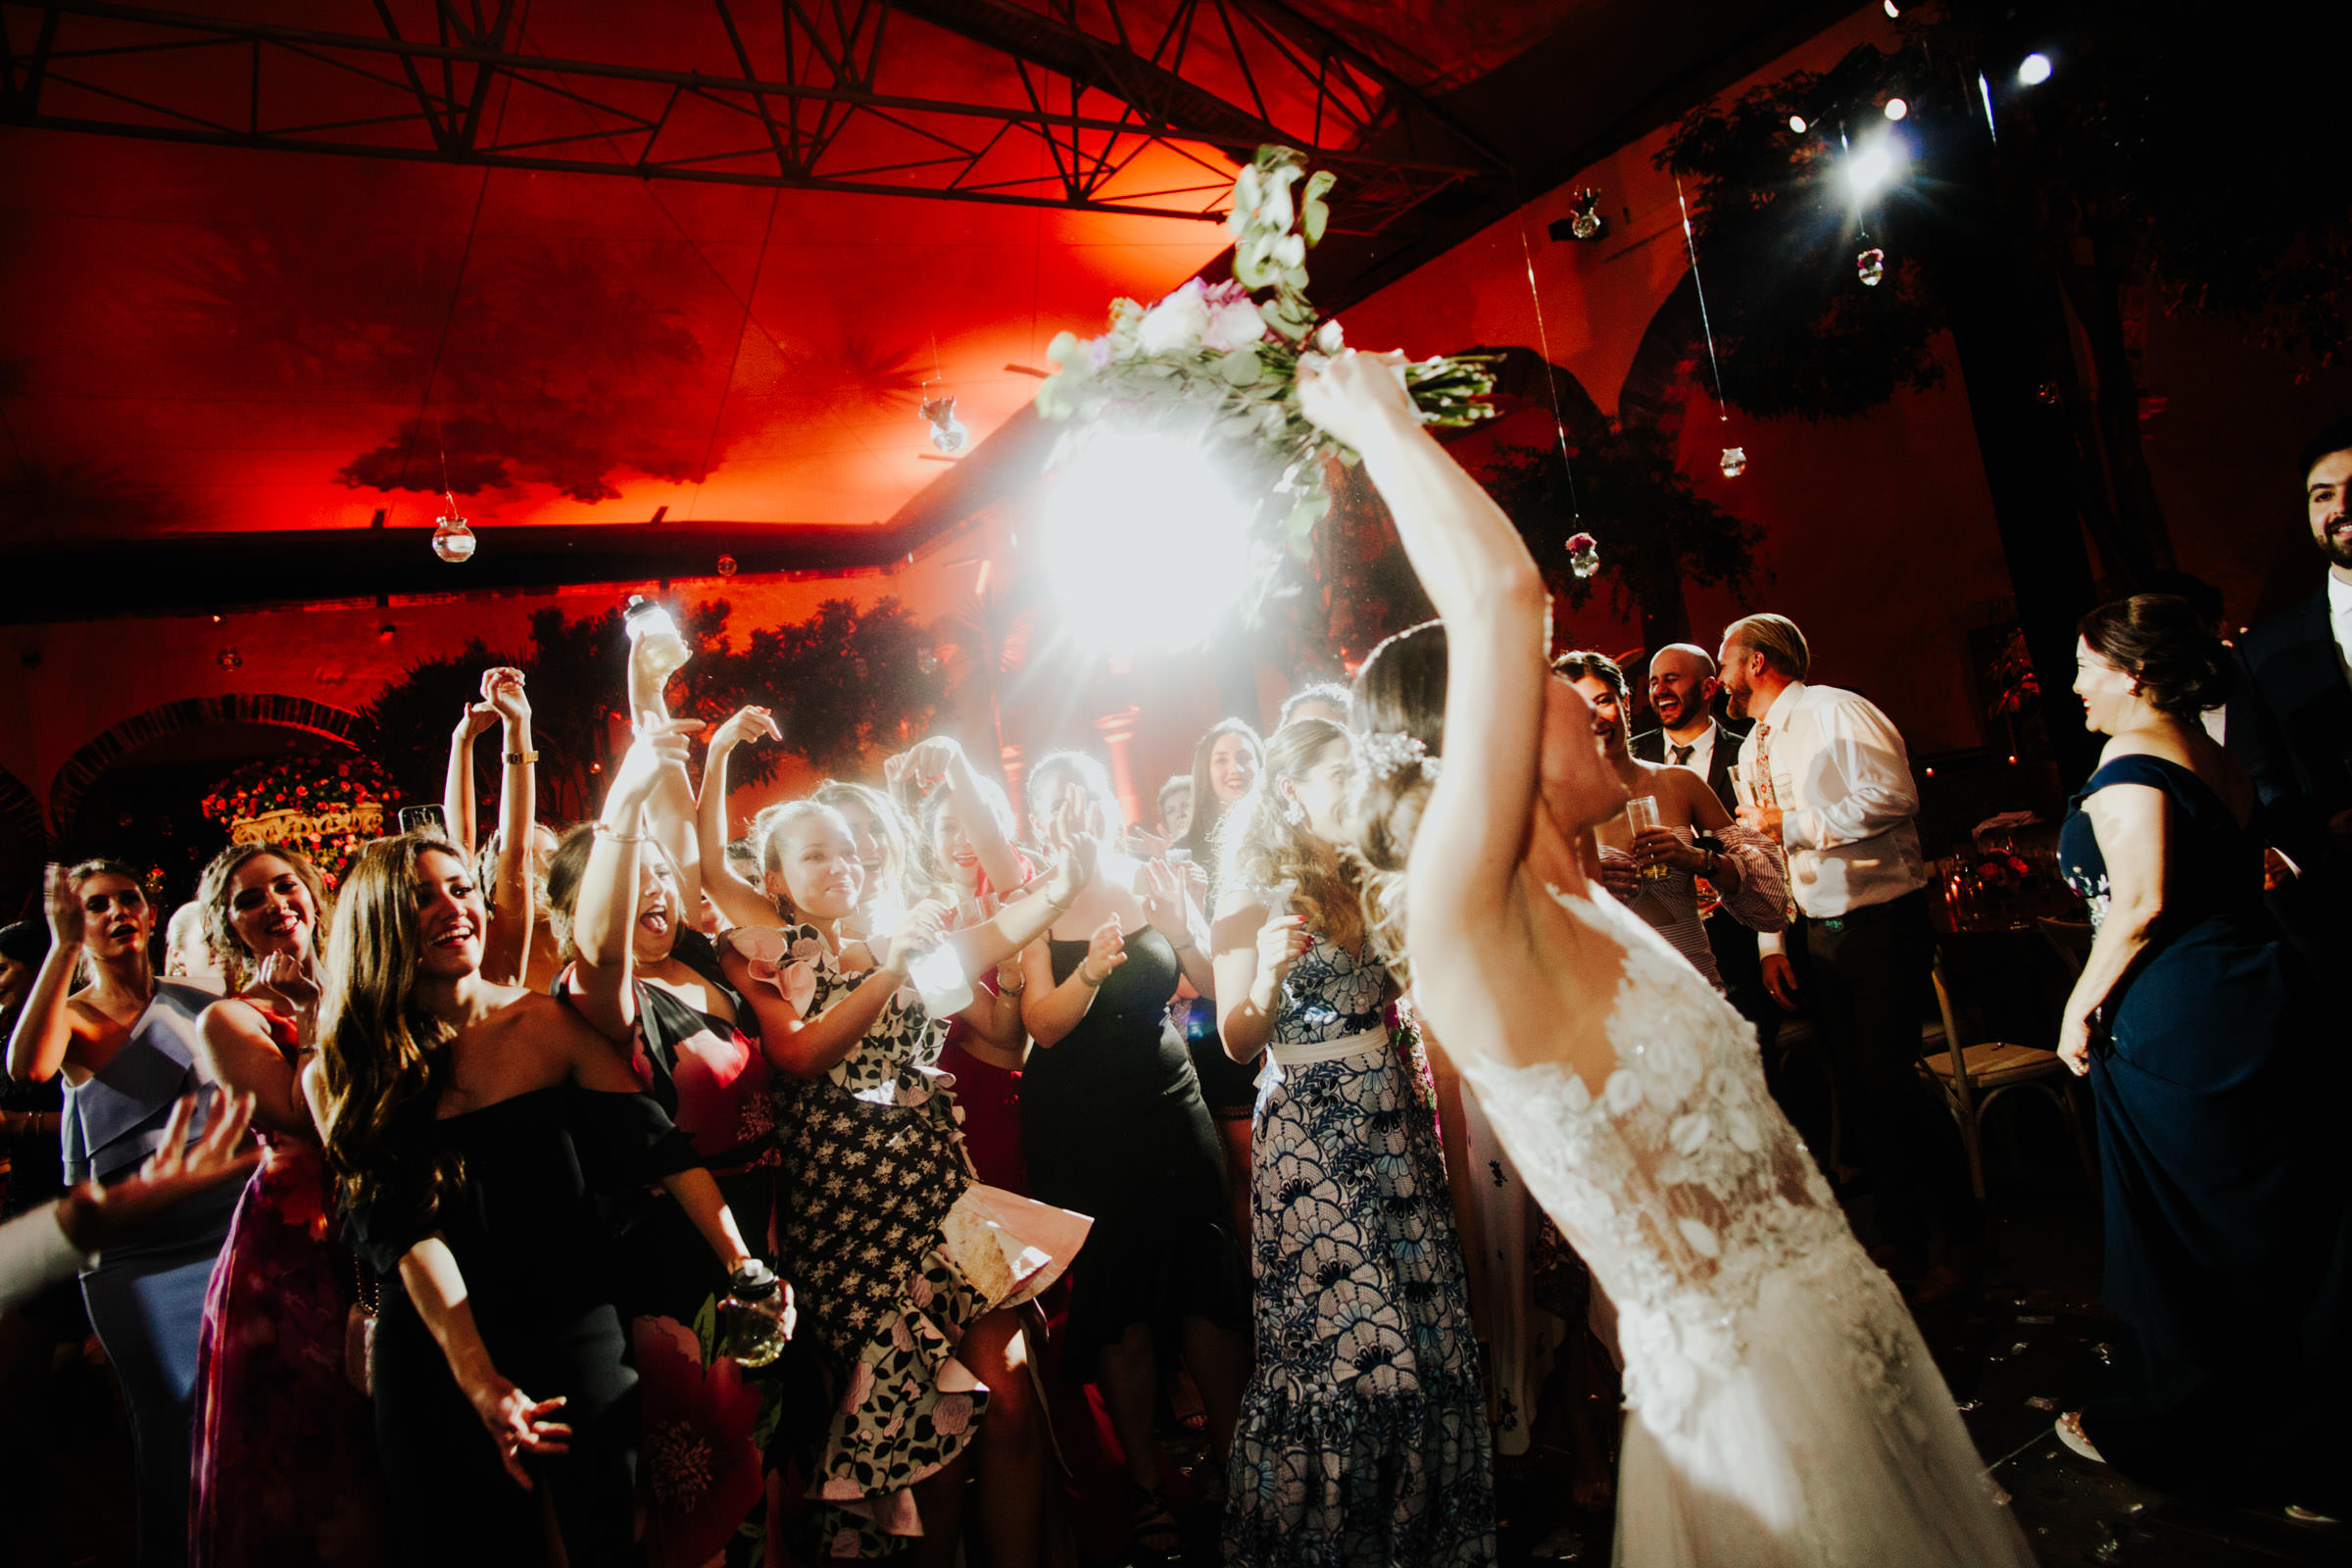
[1624,796,1671,881]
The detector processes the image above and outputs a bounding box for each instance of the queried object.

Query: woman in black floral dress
[701,713,1100,1568]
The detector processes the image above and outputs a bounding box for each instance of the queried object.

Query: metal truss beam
[1,0,1511,225]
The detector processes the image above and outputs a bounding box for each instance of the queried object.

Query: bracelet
[505,750,539,765]
[1078,963,1108,988]
[594,822,648,844]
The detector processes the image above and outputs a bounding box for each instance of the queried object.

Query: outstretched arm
[629,635,706,917]
[900,736,1025,896]
[478,667,539,987]
[698,707,786,931]
[443,699,496,860]
[567,716,703,1045]
[1297,352,1550,1004]
[942,837,1097,974]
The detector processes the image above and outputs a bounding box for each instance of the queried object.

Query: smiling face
[930,798,981,891]
[410,847,485,980]
[2072,636,2140,735]
[1539,675,1630,830]
[227,853,317,965]
[2309,447,2352,570]
[1569,673,1631,756]
[1207,731,1258,806]
[1715,641,1760,718]
[75,872,151,963]
[1647,648,1719,732]
[767,811,864,923]
[832,799,885,884]
[1158,781,1194,843]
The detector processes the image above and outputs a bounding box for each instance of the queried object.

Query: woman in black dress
[1016,751,1249,1552]
[2054,595,2344,1512]
[309,720,773,1567]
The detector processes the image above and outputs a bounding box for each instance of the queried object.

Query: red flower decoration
[631,1316,764,1568]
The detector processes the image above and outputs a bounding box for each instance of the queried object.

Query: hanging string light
[1513,205,1581,519]
[1673,176,1743,478]
[918,330,967,455]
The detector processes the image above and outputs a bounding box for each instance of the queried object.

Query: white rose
[1136,279,1211,356]
[1314,318,1346,354]
[1200,294,1267,354]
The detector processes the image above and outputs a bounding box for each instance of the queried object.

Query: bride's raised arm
[1297,351,1549,999]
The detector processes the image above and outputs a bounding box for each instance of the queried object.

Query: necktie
[1670,743,1693,766]
[1754,723,1778,807]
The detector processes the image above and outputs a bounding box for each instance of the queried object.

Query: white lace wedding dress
[1450,887,2035,1567]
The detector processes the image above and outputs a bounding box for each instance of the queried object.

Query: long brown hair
[197,842,331,994]
[316,833,466,1230]
[1176,718,1264,862]
[1213,717,1363,950]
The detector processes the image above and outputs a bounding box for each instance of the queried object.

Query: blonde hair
[1722,613,1810,680]
[316,833,466,1231]
[1345,622,1446,987]
[1214,717,1363,950]
[196,842,331,994]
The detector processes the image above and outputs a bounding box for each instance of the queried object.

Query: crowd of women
[2,348,2344,1568]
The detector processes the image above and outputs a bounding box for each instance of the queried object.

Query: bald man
[1630,644,1778,1054]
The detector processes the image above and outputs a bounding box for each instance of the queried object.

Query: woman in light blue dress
[7,859,235,1568]
[1210,718,1494,1567]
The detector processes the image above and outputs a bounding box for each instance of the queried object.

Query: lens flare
[1041,426,1256,651]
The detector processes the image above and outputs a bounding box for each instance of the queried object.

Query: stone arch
[48,693,368,839]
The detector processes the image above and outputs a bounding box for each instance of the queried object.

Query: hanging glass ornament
[1565,531,1599,579]
[217,647,243,669]
[431,492,476,563]
[920,394,968,455]
[715,554,738,577]
[1567,188,1607,242]
[1720,446,1748,478]
[1856,247,1886,287]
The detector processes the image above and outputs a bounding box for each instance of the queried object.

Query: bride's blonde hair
[1346,621,1446,984]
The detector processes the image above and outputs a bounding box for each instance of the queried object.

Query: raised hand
[453,701,498,743]
[42,862,84,949]
[709,705,780,756]
[1076,915,1127,988]
[482,666,531,730]
[1255,911,1313,986]
[1295,346,1416,451]
[886,899,950,970]
[251,950,320,1012]
[900,736,963,793]
[1042,835,1101,908]
[610,715,705,814]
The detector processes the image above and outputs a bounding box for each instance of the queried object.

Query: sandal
[1128,1483,1181,1557]
[2054,1411,2105,1464]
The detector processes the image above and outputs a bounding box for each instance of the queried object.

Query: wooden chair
[1919,957,2093,1200]
[2035,915,2094,980]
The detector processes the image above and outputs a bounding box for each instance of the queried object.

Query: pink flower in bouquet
[632,1316,764,1568]
[1200,279,1268,353]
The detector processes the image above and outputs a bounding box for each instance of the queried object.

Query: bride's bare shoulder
[1412,869,1629,1080]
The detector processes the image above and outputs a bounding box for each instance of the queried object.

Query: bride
[1296,349,2035,1567]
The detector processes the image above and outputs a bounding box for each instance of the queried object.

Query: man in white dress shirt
[1718,612,1982,1301]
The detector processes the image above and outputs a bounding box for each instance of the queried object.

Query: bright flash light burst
[1846,134,1907,196]
[2017,52,2052,85]
[1042,427,1257,652]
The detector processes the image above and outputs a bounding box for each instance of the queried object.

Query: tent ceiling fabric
[2,0,1837,613]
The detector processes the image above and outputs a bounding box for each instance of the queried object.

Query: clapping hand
[1042,835,1101,909]
[1076,915,1127,988]
[42,862,84,949]
[1137,858,1192,942]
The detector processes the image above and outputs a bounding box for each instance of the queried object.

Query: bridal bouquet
[1037,145,1498,555]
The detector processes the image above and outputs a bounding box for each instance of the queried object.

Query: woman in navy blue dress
[2054,594,2345,1512]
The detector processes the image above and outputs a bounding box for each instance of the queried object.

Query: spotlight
[1884,1,1901,16]
[921,394,968,455]
[1883,97,1908,122]
[1788,114,1809,134]
[2017,53,2052,86]
[1846,137,1904,195]
[1040,425,1255,652]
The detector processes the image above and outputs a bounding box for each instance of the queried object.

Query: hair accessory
[1357,729,1440,782]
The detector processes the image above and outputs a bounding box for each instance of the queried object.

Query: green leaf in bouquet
[1218,347,1264,387]
[1302,170,1337,245]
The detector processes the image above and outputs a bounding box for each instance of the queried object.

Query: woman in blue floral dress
[1208,717,1494,1567]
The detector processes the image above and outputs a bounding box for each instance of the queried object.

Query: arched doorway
[48,694,368,908]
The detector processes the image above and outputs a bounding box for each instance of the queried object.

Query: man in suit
[2230,416,2352,959]
[1631,643,1780,1053]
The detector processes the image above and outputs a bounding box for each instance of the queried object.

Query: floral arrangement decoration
[1970,851,2034,891]
[200,753,397,889]
[1036,145,1499,556]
